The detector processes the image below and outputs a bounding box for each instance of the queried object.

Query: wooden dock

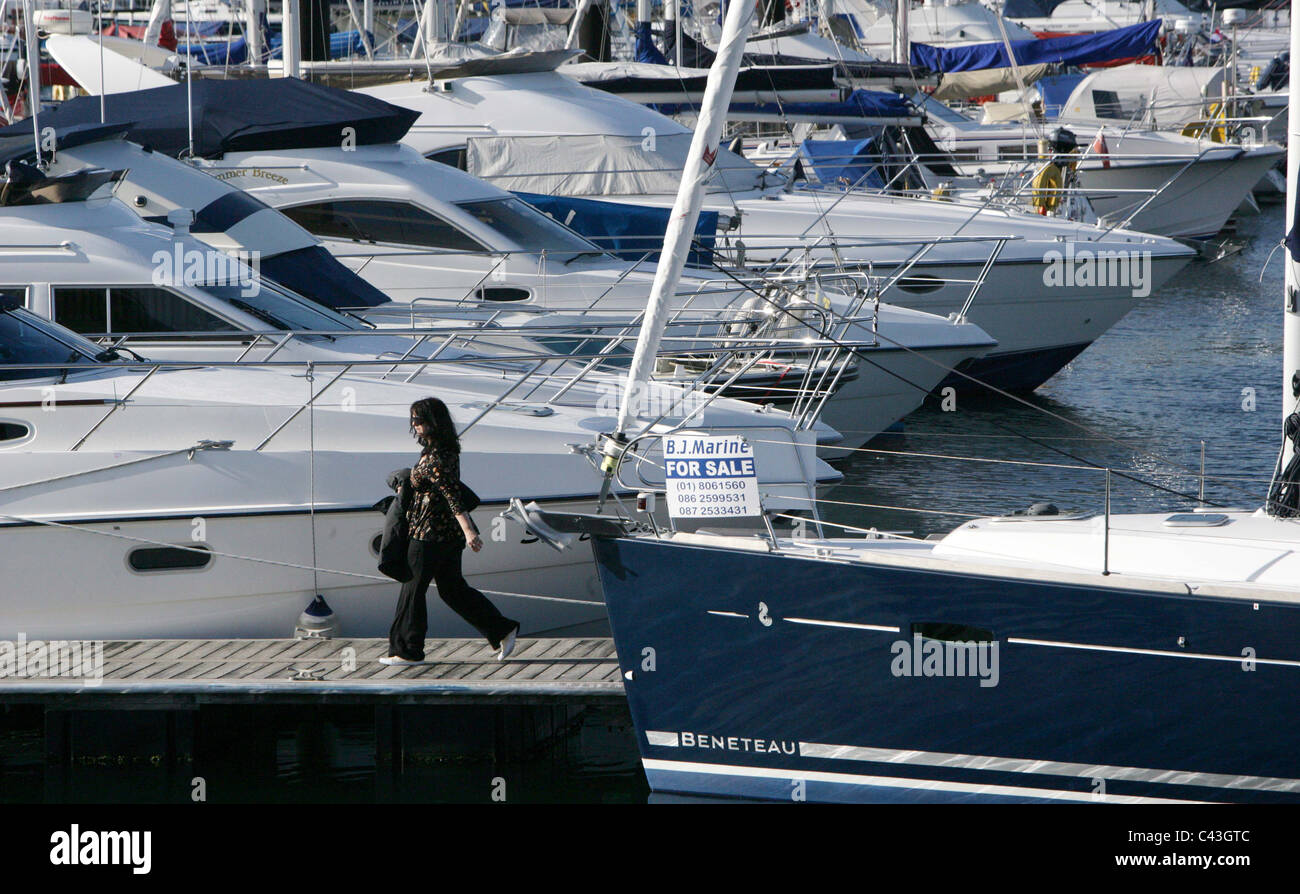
[0,637,626,707]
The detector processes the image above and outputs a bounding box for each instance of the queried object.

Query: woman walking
[381,397,520,665]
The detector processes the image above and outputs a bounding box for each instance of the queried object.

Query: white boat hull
[0,499,604,641]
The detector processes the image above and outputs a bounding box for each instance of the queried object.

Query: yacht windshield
[0,305,101,382]
[199,281,363,332]
[914,94,975,126]
[455,198,604,259]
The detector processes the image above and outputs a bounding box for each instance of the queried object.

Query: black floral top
[406,444,466,545]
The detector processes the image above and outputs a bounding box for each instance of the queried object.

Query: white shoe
[496,626,519,661]
[379,655,422,666]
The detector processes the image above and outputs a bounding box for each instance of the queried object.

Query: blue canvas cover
[777,89,911,119]
[910,19,1161,72]
[269,29,371,59]
[515,192,719,267]
[1036,73,1086,118]
[633,21,668,64]
[653,89,911,120]
[800,138,885,189]
[179,37,249,65]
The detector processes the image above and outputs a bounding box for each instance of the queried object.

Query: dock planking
[0,637,626,707]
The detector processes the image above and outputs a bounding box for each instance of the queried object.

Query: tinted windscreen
[258,245,389,310]
[456,198,600,256]
[201,282,358,331]
[0,308,98,381]
[280,200,486,252]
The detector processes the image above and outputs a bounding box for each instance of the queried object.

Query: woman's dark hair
[409,397,460,454]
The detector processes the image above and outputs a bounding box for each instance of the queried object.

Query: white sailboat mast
[894,0,908,65]
[1285,0,1300,468]
[567,0,598,50]
[248,0,267,64]
[611,0,758,440]
[143,0,173,48]
[282,0,302,78]
[21,0,41,164]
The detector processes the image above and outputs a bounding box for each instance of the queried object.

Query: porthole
[895,275,945,295]
[477,287,531,302]
[128,545,212,572]
[0,421,30,442]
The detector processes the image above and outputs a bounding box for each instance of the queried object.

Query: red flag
[1091,130,1110,169]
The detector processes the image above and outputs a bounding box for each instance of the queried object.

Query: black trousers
[388,539,518,660]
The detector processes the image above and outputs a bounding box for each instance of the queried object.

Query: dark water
[0,206,1286,804]
[826,203,1287,539]
[0,703,648,804]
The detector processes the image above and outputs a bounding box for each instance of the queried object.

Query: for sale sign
[663,434,761,518]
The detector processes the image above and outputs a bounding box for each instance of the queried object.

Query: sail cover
[910,19,1162,73]
[0,79,418,158]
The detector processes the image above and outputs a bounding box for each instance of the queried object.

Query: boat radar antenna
[597,0,760,503]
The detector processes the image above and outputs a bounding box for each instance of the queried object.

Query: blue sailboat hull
[593,536,1300,803]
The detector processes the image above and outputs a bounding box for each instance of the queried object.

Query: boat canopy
[0,80,418,158]
[910,18,1162,72]
[1058,63,1225,123]
[0,121,129,167]
[932,63,1051,100]
[465,132,772,195]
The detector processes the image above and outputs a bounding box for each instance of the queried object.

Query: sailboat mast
[1285,0,1300,468]
[21,0,41,165]
[143,0,173,48]
[610,0,758,442]
[248,0,267,64]
[894,0,908,65]
[567,0,598,50]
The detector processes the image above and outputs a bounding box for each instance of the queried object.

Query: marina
[0,0,1292,839]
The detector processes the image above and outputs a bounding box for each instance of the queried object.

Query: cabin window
[427,147,468,171]
[0,421,30,442]
[1090,89,1145,121]
[280,200,488,252]
[52,287,238,336]
[127,545,213,572]
[52,288,108,333]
